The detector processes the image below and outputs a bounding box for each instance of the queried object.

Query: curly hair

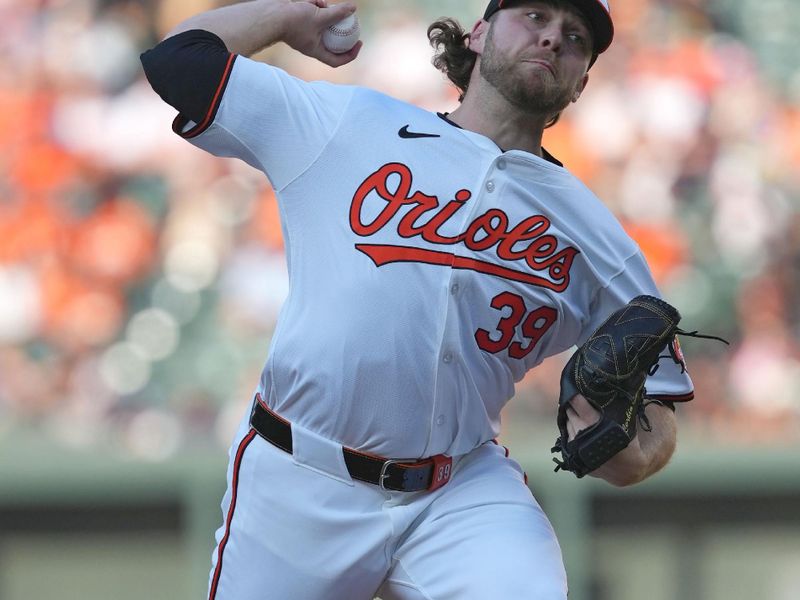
[427,18,476,103]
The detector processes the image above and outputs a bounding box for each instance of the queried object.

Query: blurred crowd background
[2,0,800,461]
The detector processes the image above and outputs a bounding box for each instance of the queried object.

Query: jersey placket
[424,154,509,457]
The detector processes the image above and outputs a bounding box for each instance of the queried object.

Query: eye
[526,11,546,22]
[567,33,585,45]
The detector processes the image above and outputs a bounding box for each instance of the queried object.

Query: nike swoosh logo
[398,125,441,139]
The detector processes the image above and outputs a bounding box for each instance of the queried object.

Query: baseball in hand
[323,13,360,54]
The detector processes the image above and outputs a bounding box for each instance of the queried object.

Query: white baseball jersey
[177,55,693,460]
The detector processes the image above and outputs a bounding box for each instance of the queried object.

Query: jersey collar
[436,112,564,167]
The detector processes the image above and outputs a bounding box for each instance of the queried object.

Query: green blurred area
[3,535,190,600]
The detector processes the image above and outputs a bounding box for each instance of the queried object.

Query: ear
[572,73,589,103]
[467,19,489,55]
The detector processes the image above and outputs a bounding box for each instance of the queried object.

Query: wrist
[589,436,648,487]
[263,0,294,43]
[234,0,294,54]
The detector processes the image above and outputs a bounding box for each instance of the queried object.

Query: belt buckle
[378,459,399,491]
[379,455,453,492]
[427,454,452,491]
[378,458,417,491]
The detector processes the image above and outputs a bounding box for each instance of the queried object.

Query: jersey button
[436,415,446,426]
[497,158,507,170]
[450,283,460,295]
[486,180,495,192]
[443,352,453,364]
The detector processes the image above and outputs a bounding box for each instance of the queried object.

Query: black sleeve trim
[174,52,237,138]
[644,392,694,404]
[140,29,237,137]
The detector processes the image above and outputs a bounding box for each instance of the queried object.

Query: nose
[538,23,563,52]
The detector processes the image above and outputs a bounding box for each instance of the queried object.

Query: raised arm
[140,0,362,152]
[165,0,361,66]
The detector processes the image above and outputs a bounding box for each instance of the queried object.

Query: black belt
[250,395,452,492]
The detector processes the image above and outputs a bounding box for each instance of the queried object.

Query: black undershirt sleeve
[140,29,235,127]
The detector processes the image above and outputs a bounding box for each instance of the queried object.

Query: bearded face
[478,16,584,119]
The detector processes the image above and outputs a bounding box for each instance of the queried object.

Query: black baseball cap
[483,0,614,55]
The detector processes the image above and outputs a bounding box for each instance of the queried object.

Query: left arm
[566,394,677,487]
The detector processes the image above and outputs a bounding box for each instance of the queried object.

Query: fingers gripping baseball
[283,1,362,67]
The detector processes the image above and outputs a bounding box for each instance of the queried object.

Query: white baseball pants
[207,405,568,600]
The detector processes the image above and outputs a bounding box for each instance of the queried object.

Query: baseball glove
[551,295,681,478]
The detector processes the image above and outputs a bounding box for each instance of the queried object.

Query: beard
[479,24,574,118]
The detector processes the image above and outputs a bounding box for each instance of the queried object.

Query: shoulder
[230,58,426,115]
[537,167,643,275]
[537,163,634,242]
[346,85,435,118]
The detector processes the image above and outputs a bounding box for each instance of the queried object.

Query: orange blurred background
[1,0,799,461]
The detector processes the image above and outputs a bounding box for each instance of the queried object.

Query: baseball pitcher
[140,1,698,598]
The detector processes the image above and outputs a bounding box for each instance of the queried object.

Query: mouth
[523,59,556,77]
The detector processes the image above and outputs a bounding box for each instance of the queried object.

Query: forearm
[590,403,677,487]
[166,0,289,56]
[163,0,359,66]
